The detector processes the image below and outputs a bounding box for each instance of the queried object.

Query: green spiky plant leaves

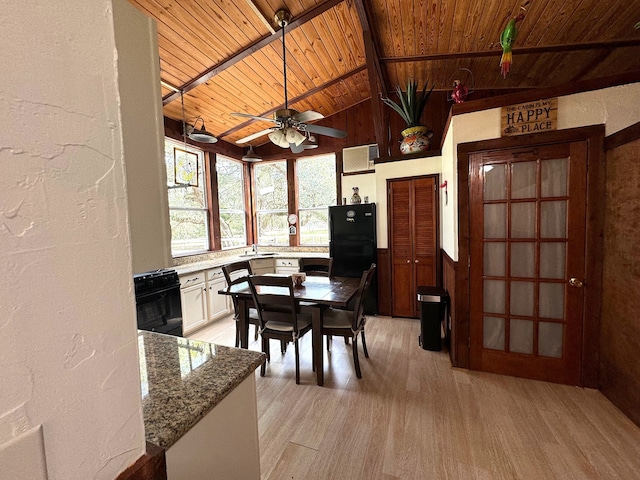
[382,80,434,128]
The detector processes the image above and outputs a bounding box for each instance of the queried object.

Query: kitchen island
[138,330,266,479]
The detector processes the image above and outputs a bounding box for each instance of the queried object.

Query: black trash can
[417,286,448,351]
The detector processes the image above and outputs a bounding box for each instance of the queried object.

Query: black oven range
[133,268,183,337]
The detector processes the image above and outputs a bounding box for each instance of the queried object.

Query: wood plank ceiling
[128,0,640,149]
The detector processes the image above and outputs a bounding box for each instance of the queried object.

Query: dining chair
[247,275,313,384]
[221,261,260,347]
[298,257,334,277]
[321,263,376,379]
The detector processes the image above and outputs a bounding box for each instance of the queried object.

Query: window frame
[215,154,249,250]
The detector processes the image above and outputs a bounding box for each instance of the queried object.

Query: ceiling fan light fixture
[285,127,305,146]
[187,117,218,143]
[242,145,262,162]
[268,128,290,148]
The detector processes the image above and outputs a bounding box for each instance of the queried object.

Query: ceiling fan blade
[236,128,277,144]
[292,110,324,122]
[290,142,305,154]
[303,123,348,139]
[231,112,278,124]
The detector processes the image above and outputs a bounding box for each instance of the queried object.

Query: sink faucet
[252,244,257,254]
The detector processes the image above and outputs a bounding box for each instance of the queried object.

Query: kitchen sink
[238,252,278,257]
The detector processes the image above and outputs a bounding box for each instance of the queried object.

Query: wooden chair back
[247,275,302,335]
[349,263,377,329]
[298,257,334,277]
[222,261,253,316]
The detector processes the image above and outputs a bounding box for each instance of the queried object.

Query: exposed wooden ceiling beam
[243,0,275,34]
[217,65,367,140]
[354,0,389,157]
[380,38,640,63]
[162,0,346,106]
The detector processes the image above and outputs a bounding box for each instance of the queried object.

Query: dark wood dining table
[219,275,360,386]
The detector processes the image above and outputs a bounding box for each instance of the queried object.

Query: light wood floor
[190,315,640,480]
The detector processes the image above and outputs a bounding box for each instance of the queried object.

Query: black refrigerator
[329,203,378,314]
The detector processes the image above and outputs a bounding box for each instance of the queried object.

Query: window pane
[297,154,336,208]
[217,155,247,248]
[169,210,208,254]
[257,212,288,245]
[484,164,507,201]
[216,156,245,210]
[299,208,329,245]
[483,316,505,350]
[484,242,506,277]
[511,161,537,199]
[254,161,288,245]
[484,203,507,238]
[254,162,288,210]
[165,138,208,255]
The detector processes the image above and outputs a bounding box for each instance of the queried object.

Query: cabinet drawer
[275,258,298,268]
[205,268,225,283]
[180,271,204,288]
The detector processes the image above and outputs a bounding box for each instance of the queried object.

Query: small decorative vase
[400,126,433,154]
[350,186,362,204]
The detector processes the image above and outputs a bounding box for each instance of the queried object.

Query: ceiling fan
[231,9,347,153]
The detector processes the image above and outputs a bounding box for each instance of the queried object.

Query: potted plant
[382,80,434,154]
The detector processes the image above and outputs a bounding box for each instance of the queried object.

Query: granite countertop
[172,251,330,275]
[138,330,266,448]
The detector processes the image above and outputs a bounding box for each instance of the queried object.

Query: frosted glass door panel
[511,242,535,278]
[483,316,505,350]
[484,164,507,200]
[540,242,566,279]
[484,243,506,276]
[510,281,534,316]
[541,158,568,197]
[511,202,536,238]
[484,280,505,314]
[484,204,507,238]
[539,282,565,319]
[539,322,563,358]
[511,161,537,199]
[541,201,567,238]
[510,319,534,354]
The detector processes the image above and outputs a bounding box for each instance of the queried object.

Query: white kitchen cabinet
[205,268,230,322]
[180,272,207,334]
[250,258,275,275]
[180,269,231,335]
[275,258,299,275]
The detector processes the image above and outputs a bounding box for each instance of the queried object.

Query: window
[254,161,288,245]
[164,138,208,255]
[216,155,247,249]
[297,154,337,245]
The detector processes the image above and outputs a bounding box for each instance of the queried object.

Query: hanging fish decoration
[499,13,525,78]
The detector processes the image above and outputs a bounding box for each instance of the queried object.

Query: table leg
[238,297,249,349]
[311,306,324,386]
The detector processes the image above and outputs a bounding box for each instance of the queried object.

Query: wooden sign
[501,98,558,137]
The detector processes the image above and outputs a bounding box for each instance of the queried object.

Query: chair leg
[361,329,369,358]
[254,325,259,341]
[326,335,332,351]
[344,337,350,345]
[280,340,287,354]
[294,339,300,384]
[235,322,240,348]
[351,335,362,379]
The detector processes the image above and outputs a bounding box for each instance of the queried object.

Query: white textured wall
[0,0,145,478]
[375,156,443,249]
[441,82,640,261]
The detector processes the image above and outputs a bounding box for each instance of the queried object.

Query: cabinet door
[414,177,437,299]
[250,258,275,275]
[390,179,415,317]
[206,269,230,322]
[181,282,207,334]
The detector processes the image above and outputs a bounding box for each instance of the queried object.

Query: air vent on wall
[342,144,379,173]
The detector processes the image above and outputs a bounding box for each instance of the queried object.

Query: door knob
[407,260,411,263]
[415,259,419,263]
[569,278,584,288]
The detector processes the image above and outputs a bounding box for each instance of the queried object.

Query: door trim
[454,125,605,387]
